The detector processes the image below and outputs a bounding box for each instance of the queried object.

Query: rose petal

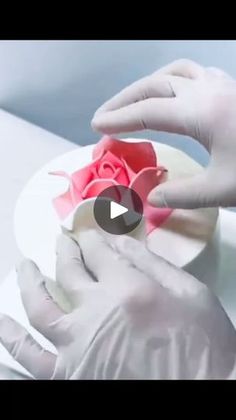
[49,170,71,181]
[93,135,157,172]
[53,190,81,220]
[121,159,136,183]
[70,165,94,193]
[50,152,105,220]
[129,167,173,233]
[97,160,117,178]
[144,205,173,234]
[81,178,119,199]
[114,167,129,185]
[129,167,163,202]
[100,150,124,167]
[98,151,130,185]
[65,150,105,193]
[51,155,102,193]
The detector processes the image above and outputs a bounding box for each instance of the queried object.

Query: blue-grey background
[0,40,235,167]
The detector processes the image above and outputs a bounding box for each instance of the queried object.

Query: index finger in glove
[93,75,189,117]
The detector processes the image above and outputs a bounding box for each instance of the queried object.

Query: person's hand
[0,230,236,379]
[92,59,236,209]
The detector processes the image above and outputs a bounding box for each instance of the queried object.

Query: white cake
[14,140,219,309]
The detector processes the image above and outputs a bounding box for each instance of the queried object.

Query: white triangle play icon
[110,201,128,220]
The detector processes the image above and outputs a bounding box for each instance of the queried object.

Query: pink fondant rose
[51,136,172,234]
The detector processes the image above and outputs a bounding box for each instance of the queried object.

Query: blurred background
[0,40,236,166]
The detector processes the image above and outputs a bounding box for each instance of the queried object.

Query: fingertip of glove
[147,189,168,208]
[56,233,77,253]
[16,259,43,289]
[91,115,101,132]
[16,259,38,275]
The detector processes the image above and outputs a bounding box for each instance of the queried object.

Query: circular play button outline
[93,185,143,235]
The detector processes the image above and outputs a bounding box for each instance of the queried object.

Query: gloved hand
[92,59,236,209]
[0,230,236,379]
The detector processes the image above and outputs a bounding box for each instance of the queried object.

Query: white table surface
[0,109,76,280]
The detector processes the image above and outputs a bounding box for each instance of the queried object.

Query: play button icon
[93,185,143,235]
[110,202,128,219]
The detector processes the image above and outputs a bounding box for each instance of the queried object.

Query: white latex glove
[92,59,236,209]
[0,230,236,379]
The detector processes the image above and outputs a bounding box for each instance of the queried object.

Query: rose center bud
[98,161,120,179]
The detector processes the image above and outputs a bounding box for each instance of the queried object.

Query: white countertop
[0,109,76,280]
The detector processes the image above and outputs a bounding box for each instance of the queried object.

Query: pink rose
[50,136,172,234]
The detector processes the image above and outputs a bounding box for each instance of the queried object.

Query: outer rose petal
[53,190,80,220]
[69,151,104,192]
[129,167,164,202]
[129,167,172,234]
[92,135,157,172]
[50,152,105,220]
[145,206,173,235]
[49,171,82,205]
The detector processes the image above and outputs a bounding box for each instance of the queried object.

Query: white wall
[0,40,236,165]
